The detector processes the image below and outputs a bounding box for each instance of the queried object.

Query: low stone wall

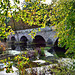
[25,64,57,75]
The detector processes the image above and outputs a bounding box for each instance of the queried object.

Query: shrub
[0,41,6,54]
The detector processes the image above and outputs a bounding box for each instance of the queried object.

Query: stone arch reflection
[53,38,66,57]
[20,36,28,50]
[47,38,53,46]
[33,35,46,48]
[11,36,16,50]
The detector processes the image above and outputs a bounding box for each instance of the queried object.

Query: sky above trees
[9,0,54,10]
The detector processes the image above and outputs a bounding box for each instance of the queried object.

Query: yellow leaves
[11,31,15,34]
[1,45,3,47]
[41,23,45,28]
[24,5,26,8]
[8,12,10,14]
[29,29,37,39]
[57,32,60,36]
[25,52,27,54]
[5,33,7,36]
[0,60,3,62]
[35,29,37,32]
[43,23,45,28]
[27,20,28,23]
[31,35,34,39]
[25,0,27,2]
[8,26,11,28]
[37,7,40,9]
[28,0,30,2]
[27,58,29,61]
[36,15,38,18]
[54,35,57,38]
[8,61,10,64]
[24,61,27,64]
[69,6,72,9]
[2,30,5,33]
[0,42,6,51]
[24,10,26,12]
[3,47,5,50]
[38,0,40,2]
[25,0,30,2]
[3,23,6,26]
[66,14,69,16]
[0,0,2,2]
[35,2,37,5]
[58,38,61,42]
[33,12,35,15]
[4,59,7,62]
[38,28,41,31]
[67,33,69,36]
[8,12,12,18]
[44,15,47,19]
[8,57,10,60]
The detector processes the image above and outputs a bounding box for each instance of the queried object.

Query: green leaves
[0,0,75,58]
[14,0,20,4]
[21,1,50,27]
[28,29,37,39]
[49,0,75,58]
[44,15,47,19]
[0,0,19,40]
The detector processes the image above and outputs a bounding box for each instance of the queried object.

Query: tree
[0,0,75,58]
[49,0,75,58]
[0,0,46,40]
[0,0,20,40]
[21,0,75,58]
[9,0,52,38]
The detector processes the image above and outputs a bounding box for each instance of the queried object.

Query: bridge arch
[1,38,7,42]
[54,38,58,47]
[53,38,66,57]
[20,36,28,50]
[33,35,46,48]
[11,36,16,50]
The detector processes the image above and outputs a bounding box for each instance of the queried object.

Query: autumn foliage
[0,41,6,53]
[0,0,75,58]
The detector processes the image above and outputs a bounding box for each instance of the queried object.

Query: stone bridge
[8,26,58,50]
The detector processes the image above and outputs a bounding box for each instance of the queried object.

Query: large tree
[0,0,75,58]
[0,0,47,40]
[6,0,52,39]
[18,0,75,58]
[49,0,75,58]
[0,0,21,40]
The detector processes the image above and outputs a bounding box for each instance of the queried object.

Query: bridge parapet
[8,26,58,50]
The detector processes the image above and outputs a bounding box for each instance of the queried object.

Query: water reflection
[11,36,16,50]
[20,36,28,50]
